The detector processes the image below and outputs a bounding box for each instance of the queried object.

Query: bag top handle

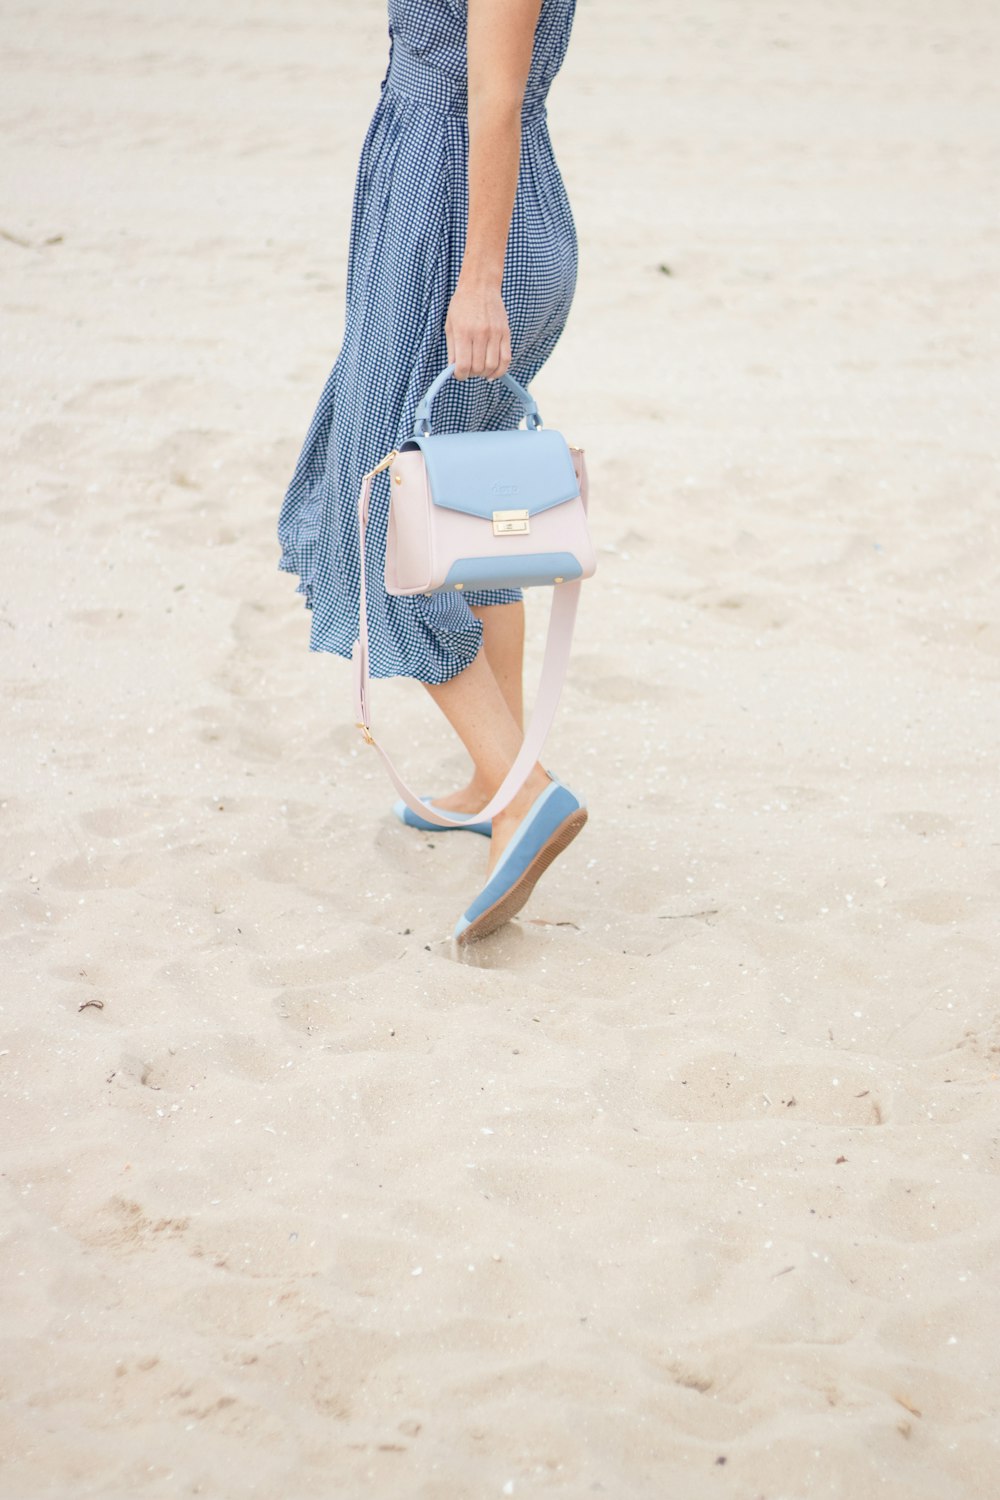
[412,361,543,437]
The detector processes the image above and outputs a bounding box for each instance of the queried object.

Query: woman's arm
[446,0,543,382]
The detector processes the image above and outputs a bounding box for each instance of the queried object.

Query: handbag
[351,362,595,828]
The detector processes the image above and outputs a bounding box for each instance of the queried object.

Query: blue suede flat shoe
[392,797,492,837]
[454,777,587,945]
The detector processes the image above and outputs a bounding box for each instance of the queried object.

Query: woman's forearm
[447,0,543,379]
[461,94,522,288]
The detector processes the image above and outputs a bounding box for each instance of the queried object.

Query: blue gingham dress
[276,0,578,683]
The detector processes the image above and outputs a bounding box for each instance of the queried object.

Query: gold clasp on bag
[492,508,530,536]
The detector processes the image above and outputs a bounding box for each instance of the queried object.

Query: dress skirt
[276,0,578,685]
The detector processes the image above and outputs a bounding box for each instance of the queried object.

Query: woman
[277,0,585,943]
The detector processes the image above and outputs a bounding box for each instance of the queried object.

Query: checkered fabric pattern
[276,0,579,684]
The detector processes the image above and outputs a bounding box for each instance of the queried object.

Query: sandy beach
[2,1,999,1495]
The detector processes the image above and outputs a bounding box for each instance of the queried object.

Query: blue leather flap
[400,429,578,517]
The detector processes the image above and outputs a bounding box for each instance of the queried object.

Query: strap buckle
[364,448,398,480]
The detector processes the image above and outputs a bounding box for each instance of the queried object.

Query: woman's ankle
[491,766,551,823]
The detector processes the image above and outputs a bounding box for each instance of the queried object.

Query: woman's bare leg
[471,599,525,729]
[421,600,527,817]
[422,643,549,874]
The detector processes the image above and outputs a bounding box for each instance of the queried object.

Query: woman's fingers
[485,328,512,381]
[481,318,506,378]
[446,303,472,379]
[444,288,512,380]
[451,328,473,381]
[472,332,491,379]
[476,317,511,380]
[452,330,490,380]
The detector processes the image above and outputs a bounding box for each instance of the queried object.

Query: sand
[2,1,999,1495]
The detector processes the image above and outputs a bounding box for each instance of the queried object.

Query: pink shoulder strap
[350,460,581,829]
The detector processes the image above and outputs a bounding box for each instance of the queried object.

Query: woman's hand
[445,274,512,381]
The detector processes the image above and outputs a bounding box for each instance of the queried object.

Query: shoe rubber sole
[455,807,588,946]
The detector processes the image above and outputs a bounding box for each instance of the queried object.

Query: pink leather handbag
[352,364,595,829]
